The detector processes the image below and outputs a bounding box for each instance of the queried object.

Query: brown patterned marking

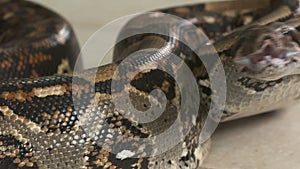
[0,84,69,102]
[126,65,158,81]
[161,80,171,93]
[72,83,91,98]
[254,6,292,25]
[13,51,52,73]
[1,90,35,102]
[57,58,71,74]
[29,52,52,65]
[174,7,191,14]
[31,70,38,77]
[0,57,13,69]
[75,63,119,83]
[33,84,67,98]
[31,37,59,49]
[205,0,270,12]
[2,12,14,20]
[91,149,110,167]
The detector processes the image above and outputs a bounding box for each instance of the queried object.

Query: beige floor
[32,1,300,168]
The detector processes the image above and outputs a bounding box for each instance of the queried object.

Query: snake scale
[0,0,300,168]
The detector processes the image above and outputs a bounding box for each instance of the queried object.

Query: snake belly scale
[0,0,300,169]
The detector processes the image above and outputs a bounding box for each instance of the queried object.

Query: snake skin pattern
[0,0,300,168]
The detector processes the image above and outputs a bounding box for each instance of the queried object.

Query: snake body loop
[0,0,300,168]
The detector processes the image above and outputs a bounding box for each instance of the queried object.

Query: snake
[0,0,299,168]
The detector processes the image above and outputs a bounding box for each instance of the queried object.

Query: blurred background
[31,1,300,169]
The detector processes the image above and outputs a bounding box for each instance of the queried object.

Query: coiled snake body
[0,0,300,168]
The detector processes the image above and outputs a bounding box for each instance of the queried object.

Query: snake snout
[233,41,300,81]
[234,46,300,71]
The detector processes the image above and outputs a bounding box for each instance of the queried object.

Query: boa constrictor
[0,0,299,168]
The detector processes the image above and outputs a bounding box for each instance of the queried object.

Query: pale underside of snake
[0,0,300,169]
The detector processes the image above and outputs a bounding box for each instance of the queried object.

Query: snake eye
[262,35,272,41]
[259,34,280,48]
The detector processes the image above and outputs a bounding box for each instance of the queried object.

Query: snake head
[233,22,300,80]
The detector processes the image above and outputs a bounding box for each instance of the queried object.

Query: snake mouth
[230,21,300,81]
[234,42,300,80]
